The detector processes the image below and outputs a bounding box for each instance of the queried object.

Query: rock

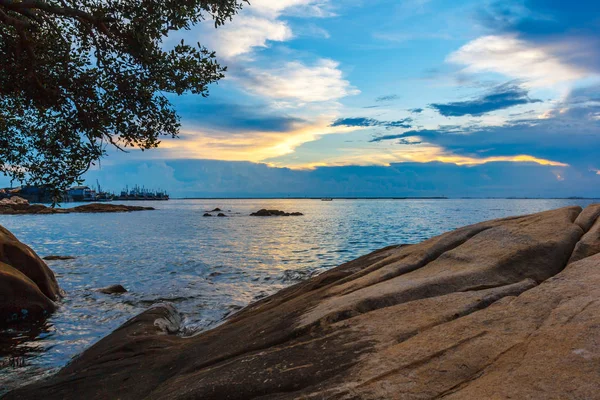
[250,209,304,217]
[0,196,29,206]
[8,205,600,400]
[43,255,76,261]
[0,203,154,215]
[203,213,212,217]
[217,213,227,217]
[0,225,61,326]
[211,208,222,212]
[96,285,127,295]
[69,204,154,213]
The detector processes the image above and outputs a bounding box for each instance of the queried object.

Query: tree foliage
[0,0,245,198]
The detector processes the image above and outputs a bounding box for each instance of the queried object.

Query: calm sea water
[0,198,598,393]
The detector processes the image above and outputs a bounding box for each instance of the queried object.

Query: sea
[0,198,598,394]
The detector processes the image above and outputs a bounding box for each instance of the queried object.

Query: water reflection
[0,198,597,393]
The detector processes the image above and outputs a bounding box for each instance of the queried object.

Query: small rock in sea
[250,209,304,217]
[217,213,227,217]
[96,285,128,295]
[211,208,222,212]
[43,255,76,261]
[203,213,213,217]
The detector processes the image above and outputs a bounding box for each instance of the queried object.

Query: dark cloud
[174,99,305,133]
[76,159,599,199]
[566,85,600,105]
[397,139,422,145]
[479,1,600,72]
[370,129,442,143]
[375,94,399,102]
[331,117,412,129]
[430,83,542,117]
[371,104,600,171]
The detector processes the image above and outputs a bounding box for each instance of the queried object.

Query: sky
[8,0,600,197]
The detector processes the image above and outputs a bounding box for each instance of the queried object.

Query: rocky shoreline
[0,197,154,215]
[3,205,600,399]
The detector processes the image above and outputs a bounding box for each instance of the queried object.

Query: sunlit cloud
[157,118,361,162]
[269,143,568,170]
[235,59,359,103]
[202,0,333,59]
[210,16,292,59]
[448,35,588,87]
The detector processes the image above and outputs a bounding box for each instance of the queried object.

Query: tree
[0,0,245,199]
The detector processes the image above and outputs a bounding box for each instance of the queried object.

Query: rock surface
[250,209,304,216]
[43,255,76,261]
[96,284,128,295]
[0,203,154,215]
[0,196,29,206]
[0,225,62,325]
[7,205,600,399]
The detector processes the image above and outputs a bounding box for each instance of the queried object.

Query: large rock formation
[7,205,600,399]
[0,225,62,325]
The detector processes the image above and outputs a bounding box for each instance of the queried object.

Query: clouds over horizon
[68,159,599,199]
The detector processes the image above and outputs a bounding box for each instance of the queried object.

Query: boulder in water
[250,209,304,216]
[96,285,128,295]
[0,225,62,326]
[43,255,76,261]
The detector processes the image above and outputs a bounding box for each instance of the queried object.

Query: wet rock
[250,209,304,217]
[43,255,76,261]
[96,285,128,295]
[9,205,600,400]
[0,225,61,326]
[210,208,222,212]
[203,213,212,217]
[217,213,227,217]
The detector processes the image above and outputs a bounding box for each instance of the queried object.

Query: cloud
[200,0,334,59]
[409,108,424,114]
[430,82,542,117]
[151,117,359,163]
[375,94,399,102]
[331,117,412,129]
[397,138,422,145]
[80,159,597,199]
[447,35,588,87]
[367,102,600,171]
[175,101,306,133]
[477,1,600,70]
[235,59,359,103]
[209,16,293,59]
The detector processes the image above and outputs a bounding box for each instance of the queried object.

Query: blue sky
[8,0,600,197]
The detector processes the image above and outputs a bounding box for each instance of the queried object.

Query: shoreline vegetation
[3,204,600,398]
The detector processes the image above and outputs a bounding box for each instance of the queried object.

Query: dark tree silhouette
[0,0,245,198]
